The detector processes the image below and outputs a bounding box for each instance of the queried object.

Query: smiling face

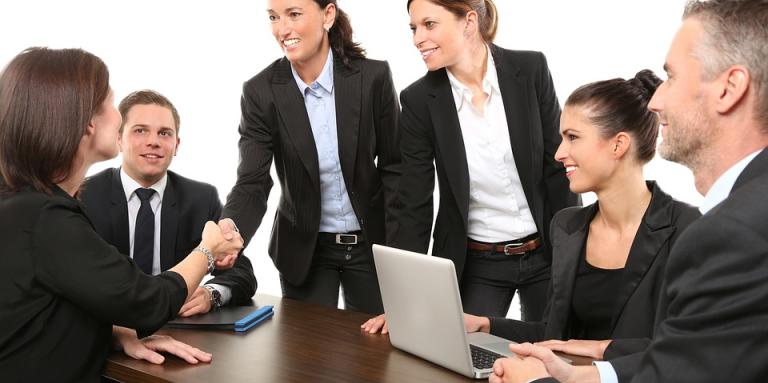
[118,103,179,187]
[268,0,334,67]
[555,105,621,194]
[650,18,716,170]
[408,0,469,71]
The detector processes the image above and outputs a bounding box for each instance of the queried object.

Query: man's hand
[179,286,213,317]
[112,326,211,365]
[536,339,612,360]
[489,348,551,383]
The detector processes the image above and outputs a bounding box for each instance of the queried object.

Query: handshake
[198,218,246,270]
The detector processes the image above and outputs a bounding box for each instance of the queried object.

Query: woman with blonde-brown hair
[363,0,578,333]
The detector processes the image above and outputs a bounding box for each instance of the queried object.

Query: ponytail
[316,1,366,68]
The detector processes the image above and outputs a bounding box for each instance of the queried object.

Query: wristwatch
[203,285,223,310]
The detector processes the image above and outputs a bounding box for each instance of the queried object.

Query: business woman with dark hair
[0,47,242,382]
[363,0,577,333]
[471,71,700,383]
[219,0,400,314]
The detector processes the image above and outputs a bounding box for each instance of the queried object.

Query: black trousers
[280,234,384,315]
[460,243,550,321]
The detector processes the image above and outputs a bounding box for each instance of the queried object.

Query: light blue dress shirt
[596,148,765,383]
[291,49,360,233]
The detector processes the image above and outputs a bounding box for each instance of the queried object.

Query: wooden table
[106,294,591,382]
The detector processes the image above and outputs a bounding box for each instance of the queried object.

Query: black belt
[318,231,364,245]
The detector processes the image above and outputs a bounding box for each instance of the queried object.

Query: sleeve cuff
[593,361,619,383]
[205,283,232,305]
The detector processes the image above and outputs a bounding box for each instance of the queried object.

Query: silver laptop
[372,244,518,379]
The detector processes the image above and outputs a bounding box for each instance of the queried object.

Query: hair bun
[630,69,662,101]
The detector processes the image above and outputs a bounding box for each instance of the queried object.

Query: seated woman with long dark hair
[0,47,243,382]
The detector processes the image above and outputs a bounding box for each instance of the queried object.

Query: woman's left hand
[113,326,212,364]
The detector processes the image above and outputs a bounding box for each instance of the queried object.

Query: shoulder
[81,168,115,189]
[3,189,83,230]
[551,203,596,233]
[243,57,287,90]
[167,170,218,197]
[491,45,550,73]
[350,57,390,74]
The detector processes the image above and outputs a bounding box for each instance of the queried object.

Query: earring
[324,26,330,32]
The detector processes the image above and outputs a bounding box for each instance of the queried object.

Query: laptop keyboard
[470,344,505,370]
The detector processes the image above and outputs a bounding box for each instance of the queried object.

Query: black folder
[166,304,274,332]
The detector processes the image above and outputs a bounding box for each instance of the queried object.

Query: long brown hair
[314,0,366,67]
[407,0,499,42]
[0,47,109,194]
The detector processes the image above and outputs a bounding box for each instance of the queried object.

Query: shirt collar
[120,167,168,202]
[291,48,334,97]
[445,45,499,112]
[699,149,763,214]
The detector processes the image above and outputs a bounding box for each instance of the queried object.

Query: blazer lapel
[491,45,536,212]
[160,175,179,272]
[109,168,130,256]
[427,70,470,225]
[334,56,361,186]
[546,205,595,339]
[271,58,320,189]
[610,182,675,331]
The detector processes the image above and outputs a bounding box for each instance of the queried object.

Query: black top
[0,186,188,382]
[570,247,625,340]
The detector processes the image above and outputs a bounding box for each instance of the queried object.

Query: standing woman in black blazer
[0,48,242,382]
[466,72,700,380]
[363,0,577,332]
[220,0,400,314]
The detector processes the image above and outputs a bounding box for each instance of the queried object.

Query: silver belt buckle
[503,242,525,255]
[336,234,358,245]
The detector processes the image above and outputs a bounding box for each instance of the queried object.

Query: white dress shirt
[120,168,231,304]
[121,169,166,276]
[446,46,537,242]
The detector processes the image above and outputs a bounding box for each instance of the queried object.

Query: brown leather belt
[467,236,542,255]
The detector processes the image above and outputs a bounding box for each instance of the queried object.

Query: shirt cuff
[593,361,619,383]
[205,283,232,306]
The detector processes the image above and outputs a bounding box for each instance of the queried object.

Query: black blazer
[0,187,187,382]
[222,53,401,285]
[80,168,256,304]
[395,45,579,278]
[489,182,700,345]
[630,149,768,383]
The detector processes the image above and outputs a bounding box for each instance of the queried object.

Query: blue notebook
[166,304,274,332]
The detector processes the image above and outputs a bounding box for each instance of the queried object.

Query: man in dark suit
[488,1,768,382]
[81,90,256,318]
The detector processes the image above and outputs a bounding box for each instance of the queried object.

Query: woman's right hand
[361,314,388,334]
[463,313,491,333]
[200,221,243,267]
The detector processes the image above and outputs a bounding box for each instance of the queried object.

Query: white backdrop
[2,0,699,315]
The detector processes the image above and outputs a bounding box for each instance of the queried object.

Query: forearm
[169,250,209,301]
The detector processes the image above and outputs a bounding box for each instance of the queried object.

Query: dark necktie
[134,188,156,274]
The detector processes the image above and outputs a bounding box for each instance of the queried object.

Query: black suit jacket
[0,186,187,382]
[489,182,699,344]
[222,53,401,285]
[395,45,579,277]
[80,168,256,304]
[629,149,768,382]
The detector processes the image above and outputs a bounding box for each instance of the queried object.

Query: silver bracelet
[194,245,215,274]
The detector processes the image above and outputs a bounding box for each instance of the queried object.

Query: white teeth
[421,48,436,59]
[566,166,577,172]
[284,38,300,47]
[143,154,160,159]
